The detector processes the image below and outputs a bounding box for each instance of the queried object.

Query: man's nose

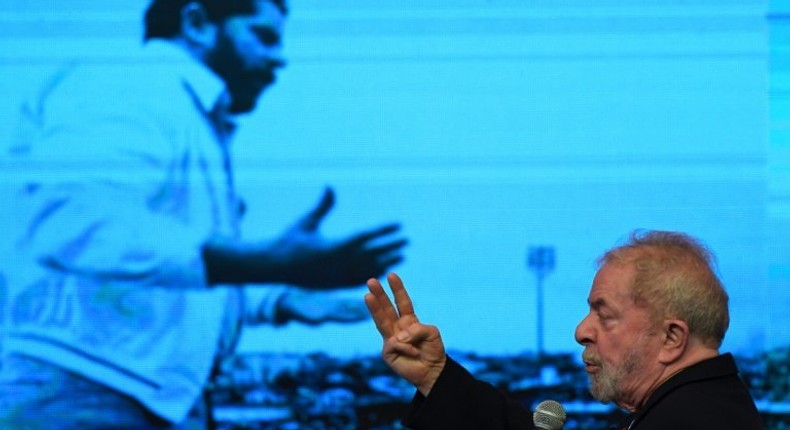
[574,314,593,346]
[263,45,286,69]
[269,57,287,69]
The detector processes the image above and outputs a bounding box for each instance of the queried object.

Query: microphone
[533,399,566,430]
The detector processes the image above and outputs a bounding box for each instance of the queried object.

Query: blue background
[0,0,786,377]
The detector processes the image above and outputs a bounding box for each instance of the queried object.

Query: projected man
[0,0,406,429]
[365,231,762,430]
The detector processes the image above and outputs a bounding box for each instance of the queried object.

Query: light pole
[527,246,556,360]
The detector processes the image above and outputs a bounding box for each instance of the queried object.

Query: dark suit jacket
[624,353,762,429]
[403,353,762,430]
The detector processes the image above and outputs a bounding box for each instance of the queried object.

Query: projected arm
[202,187,408,289]
[29,168,405,290]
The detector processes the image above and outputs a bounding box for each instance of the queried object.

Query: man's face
[208,1,286,113]
[574,262,664,408]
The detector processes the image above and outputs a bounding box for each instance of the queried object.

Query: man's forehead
[587,263,634,304]
[587,288,619,307]
[254,0,286,18]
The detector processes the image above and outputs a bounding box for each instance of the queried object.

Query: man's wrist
[417,356,447,397]
[202,238,252,285]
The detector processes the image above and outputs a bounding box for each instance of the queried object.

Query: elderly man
[0,0,406,429]
[365,230,762,429]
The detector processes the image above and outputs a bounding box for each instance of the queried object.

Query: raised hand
[364,273,446,396]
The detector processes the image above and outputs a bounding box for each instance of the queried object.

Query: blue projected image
[0,0,788,429]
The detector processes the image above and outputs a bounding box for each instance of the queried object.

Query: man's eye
[253,28,280,46]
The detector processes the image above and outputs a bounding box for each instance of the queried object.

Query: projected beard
[208,28,279,114]
[225,64,276,114]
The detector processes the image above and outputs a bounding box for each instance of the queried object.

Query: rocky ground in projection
[211,347,790,430]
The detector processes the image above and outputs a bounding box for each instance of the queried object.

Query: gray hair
[598,230,729,348]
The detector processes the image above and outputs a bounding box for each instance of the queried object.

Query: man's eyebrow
[588,298,607,310]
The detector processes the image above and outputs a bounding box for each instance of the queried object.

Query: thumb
[300,186,335,231]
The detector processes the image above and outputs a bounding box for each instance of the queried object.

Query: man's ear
[658,319,689,364]
[180,2,217,48]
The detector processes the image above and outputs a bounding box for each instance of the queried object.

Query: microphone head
[533,399,567,430]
